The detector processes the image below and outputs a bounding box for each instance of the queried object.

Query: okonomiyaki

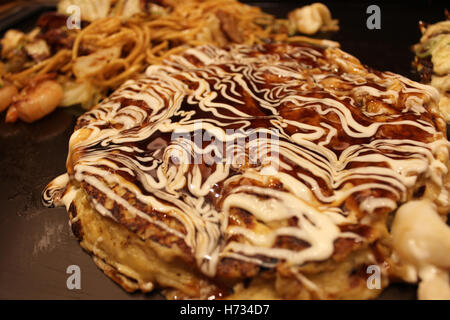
[43,42,450,300]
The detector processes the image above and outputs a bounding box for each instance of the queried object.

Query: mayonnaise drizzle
[43,43,449,277]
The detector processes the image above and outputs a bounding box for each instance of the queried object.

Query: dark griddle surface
[0,0,447,299]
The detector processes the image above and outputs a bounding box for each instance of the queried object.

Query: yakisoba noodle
[3,0,309,98]
[70,16,149,88]
[4,49,72,86]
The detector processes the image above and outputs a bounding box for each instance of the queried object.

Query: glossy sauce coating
[44,43,450,277]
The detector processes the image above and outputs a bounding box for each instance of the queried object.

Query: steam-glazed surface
[44,42,450,297]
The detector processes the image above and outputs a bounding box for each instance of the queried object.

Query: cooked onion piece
[288,3,339,35]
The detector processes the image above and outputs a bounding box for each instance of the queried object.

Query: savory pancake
[43,42,450,299]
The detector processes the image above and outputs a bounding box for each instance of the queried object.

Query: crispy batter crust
[69,183,389,299]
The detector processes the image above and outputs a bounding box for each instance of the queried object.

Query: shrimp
[5,105,18,123]
[0,85,18,113]
[12,80,63,123]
